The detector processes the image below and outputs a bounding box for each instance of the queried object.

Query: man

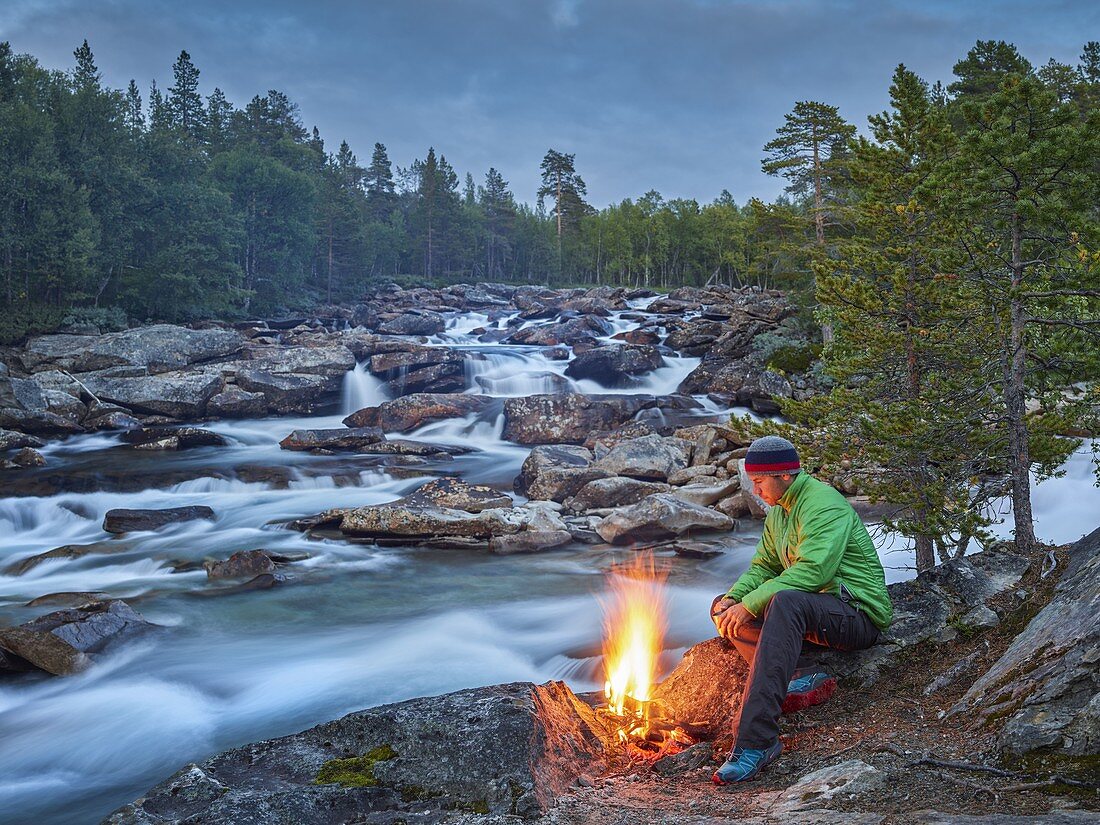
[711,435,892,784]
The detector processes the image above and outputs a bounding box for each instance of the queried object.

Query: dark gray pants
[718,589,880,749]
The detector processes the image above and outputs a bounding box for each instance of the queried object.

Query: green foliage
[314,744,397,788]
[60,305,127,332]
[0,303,65,345]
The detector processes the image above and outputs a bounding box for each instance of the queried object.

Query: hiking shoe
[712,739,783,784]
[782,671,836,714]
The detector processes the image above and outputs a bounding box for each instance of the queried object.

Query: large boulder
[0,429,44,451]
[594,493,735,545]
[515,445,613,503]
[343,393,492,432]
[206,387,267,418]
[368,347,466,395]
[401,477,512,513]
[375,310,446,336]
[204,550,277,580]
[592,433,689,481]
[80,369,224,418]
[563,344,664,386]
[243,345,356,376]
[503,315,613,347]
[340,503,521,540]
[502,393,656,445]
[103,506,216,534]
[279,428,386,452]
[489,530,573,555]
[122,427,228,450]
[0,600,154,676]
[236,369,342,414]
[22,325,244,374]
[950,527,1100,755]
[564,477,671,512]
[104,682,609,823]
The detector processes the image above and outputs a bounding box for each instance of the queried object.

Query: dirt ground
[542,545,1099,824]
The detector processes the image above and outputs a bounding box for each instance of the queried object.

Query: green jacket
[726,472,893,629]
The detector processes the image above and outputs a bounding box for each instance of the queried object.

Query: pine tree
[480,167,516,279]
[365,142,396,221]
[205,87,233,151]
[124,79,144,133]
[537,149,588,247]
[72,40,100,90]
[168,50,204,140]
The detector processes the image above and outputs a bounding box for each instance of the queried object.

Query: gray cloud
[2,0,1095,206]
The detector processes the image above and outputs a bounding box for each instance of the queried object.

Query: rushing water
[1,305,1095,825]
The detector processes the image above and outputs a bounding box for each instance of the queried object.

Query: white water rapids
[0,304,1096,825]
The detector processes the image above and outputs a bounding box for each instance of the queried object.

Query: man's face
[749,473,793,506]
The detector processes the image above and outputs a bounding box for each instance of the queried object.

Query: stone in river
[595,493,735,545]
[1,447,46,469]
[669,478,741,507]
[5,541,128,576]
[592,433,690,481]
[402,477,512,513]
[340,504,521,540]
[515,445,612,503]
[564,477,670,512]
[502,393,656,445]
[278,427,385,452]
[204,550,276,580]
[122,426,228,450]
[563,344,664,386]
[207,387,267,418]
[236,369,341,414]
[375,310,446,336]
[342,392,492,432]
[488,530,573,555]
[79,368,225,419]
[21,324,244,374]
[0,428,45,451]
[25,592,110,608]
[103,506,216,534]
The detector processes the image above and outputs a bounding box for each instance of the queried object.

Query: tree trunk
[914,535,935,573]
[812,125,834,343]
[1005,211,1035,553]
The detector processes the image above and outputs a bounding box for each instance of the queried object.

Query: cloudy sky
[2,1,1095,206]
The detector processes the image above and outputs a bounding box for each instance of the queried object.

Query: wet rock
[204,550,277,579]
[402,477,512,513]
[105,681,607,823]
[236,369,342,414]
[504,314,613,347]
[21,325,244,374]
[1,446,45,469]
[375,310,446,336]
[80,368,224,418]
[669,478,741,507]
[592,434,689,481]
[664,318,729,356]
[583,420,659,454]
[502,393,656,445]
[716,493,753,519]
[0,402,85,435]
[207,387,267,418]
[279,427,385,452]
[355,439,465,458]
[563,344,664,386]
[564,477,670,512]
[951,527,1100,756]
[595,493,735,545]
[489,530,573,555]
[200,573,285,595]
[0,428,45,451]
[25,592,110,607]
[368,347,466,395]
[672,541,726,559]
[103,506,216,534]
[343,393,492,432]
[122,426,228,450]
[668,464,717,485]
[5,541,127,575]
[0,600,154,676]
[612,328,661,345]
[516,445,613,503]
[340,503,521,540]
[771,760,884,814]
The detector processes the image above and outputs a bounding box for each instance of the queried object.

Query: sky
[1,0,1096,207]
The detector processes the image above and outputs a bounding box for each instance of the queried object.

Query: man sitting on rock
[710,435,892,784]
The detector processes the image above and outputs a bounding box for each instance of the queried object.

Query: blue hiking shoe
[712,739,783,784]
[782,671,836,714]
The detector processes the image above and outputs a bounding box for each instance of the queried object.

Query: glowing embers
[598,553,695,758]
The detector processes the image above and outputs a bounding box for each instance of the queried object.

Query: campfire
[597,554,698,759]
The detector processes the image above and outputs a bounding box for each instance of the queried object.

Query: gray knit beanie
[743,435,801,476]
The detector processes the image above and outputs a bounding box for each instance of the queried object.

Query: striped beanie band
[744,435,801,476]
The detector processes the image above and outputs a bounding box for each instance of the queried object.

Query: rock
[669,478,741,507]
[343,393,492,432]
[0,600,154,676]
[583,420,658,453]
[86,410,143,431]
[737,458,770,518]
[402,477,512,513]
[652,636,748,744]
[279,427,385,451]
[354,439,465,458]
[564,477,670,512]
[516,445,612,502]
[672,541,726,559]
[204,550,277,579]
[5,541,126,575]
[368,347,466,394]
[770,760,884,814]
[103,506,216,534]
[668,464,717,485]
[80,368,224,418]
[340,503,521,540]
[200,573,285,595]
[563,344,664,386]
[0,428,44,451]
[21,324,244,374]
[504,315,613,346]
[595,493,735,545]
[489,530,573,555]
[122,427,228,450]
[907,813,1098,824]
[236,369,342,414]
[716,493,752,519]
[502,393,656,445]
[521,502,569,532]
[375,310,446,336]
[105,681,608,822]
[950,527,1100,755]
[961,604,1000,629]
[207,387,267,418]
[592,434,689,481]
[25,592,109,607]
[664,318,729,356]
[2,446,45,468]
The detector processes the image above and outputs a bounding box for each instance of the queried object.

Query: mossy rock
[766,343,821,375]
[315,744,398,787]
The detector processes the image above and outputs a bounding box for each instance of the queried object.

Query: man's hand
[713,601,754,640]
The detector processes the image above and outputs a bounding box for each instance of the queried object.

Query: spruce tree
[537,149,588,244]
[365,142,396,221]
[168,50,204,140]
[480,167,516,279]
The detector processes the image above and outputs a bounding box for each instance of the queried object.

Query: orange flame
[601,553,668,720]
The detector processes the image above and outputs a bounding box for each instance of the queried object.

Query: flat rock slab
[280,427,386,451]
[105,681,609,824]
[595,493,735,545]
[103,506,216,534]
[502,394,656,445]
